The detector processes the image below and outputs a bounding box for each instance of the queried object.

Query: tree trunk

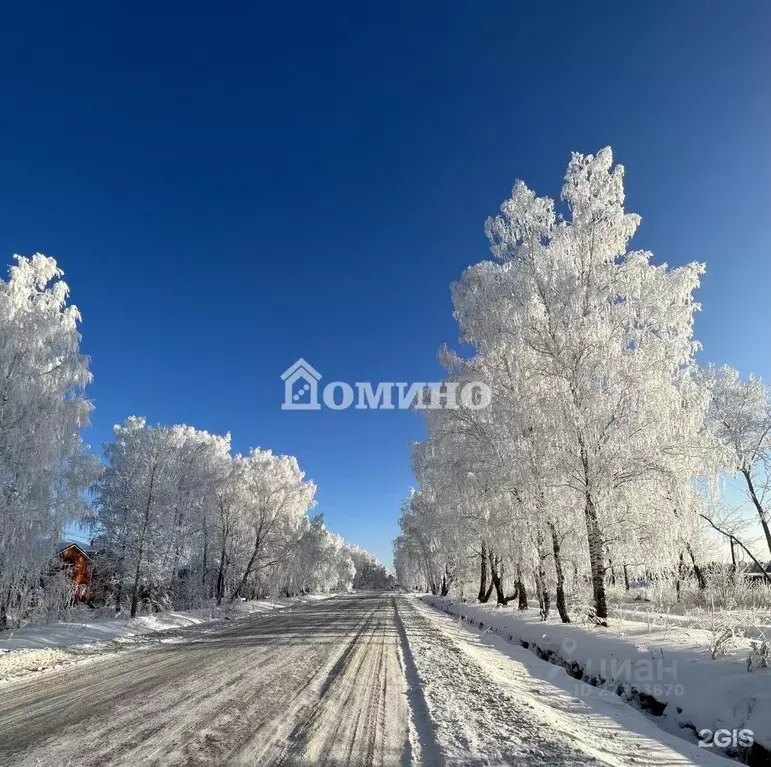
[0,590,8,630]
[215,542,228,605]
[440,563,454,597]
[130,548,144,618]
[114,539,127,614]
[534,566,550,620]
[574,426,608,622]
[623,564,630,592]
[548,522,570,623]
[534,531,551,620]
[130,462,158,618]
[489,550,505,604]
[685,543,707,590]
[231,533,262,603]
[741,469,771,558]
[584,492,608,623]
[168,504,184,595]
[730,538,737,580]
[516,564,528,610]
[215,501,229,605]
[607,553,616,586]
[477,541,489,602]
[201,514,209,595]
[574,402,608,623]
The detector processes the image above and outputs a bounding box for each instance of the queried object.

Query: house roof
[56,540,95,560]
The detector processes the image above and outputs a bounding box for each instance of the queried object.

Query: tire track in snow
[0,595,395,766]
[249,594,412,766]
[393,597,445,766]
[397,597,596,766]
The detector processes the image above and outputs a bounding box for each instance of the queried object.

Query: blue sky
[0,2,769,566]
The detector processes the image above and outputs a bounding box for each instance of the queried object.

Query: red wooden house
[56,541,95,604]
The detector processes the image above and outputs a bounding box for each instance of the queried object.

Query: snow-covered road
[0,594,733,766]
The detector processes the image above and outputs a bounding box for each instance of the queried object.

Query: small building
[56,541,95,604]
[742,561,771,581]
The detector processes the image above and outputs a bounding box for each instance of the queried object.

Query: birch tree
[229,449,315,601]
[0,255,97,627]
[396,149,710,624]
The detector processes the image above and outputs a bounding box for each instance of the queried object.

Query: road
[0,594,731,766]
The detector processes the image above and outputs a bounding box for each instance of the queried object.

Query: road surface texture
[0,593,729,766]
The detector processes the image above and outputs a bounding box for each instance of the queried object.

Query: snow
[610,602,771,642]
[410,596,734,766]
[0,594,409,766]
[0,593,747,765]
[0,594,333,686]
[424,595,771,760]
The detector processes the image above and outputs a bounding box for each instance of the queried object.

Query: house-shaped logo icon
[281,358,322,410]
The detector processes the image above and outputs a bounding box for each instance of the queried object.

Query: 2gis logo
[697,728,754,749]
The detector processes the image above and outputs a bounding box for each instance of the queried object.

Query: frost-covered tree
[346,545,393,590]
[228,449,316,601]
[277,515,355,595]
[95,425,324,613]
[456,149,705,620]
[395,149,711,624]
[701,364,771,558]
[0,255,98,628]
[95,419,229,615]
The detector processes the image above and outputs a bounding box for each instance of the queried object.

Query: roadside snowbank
[0,594,331,650]
[410,597,733,766]
[424,596,771,764]
[0,594,333,685]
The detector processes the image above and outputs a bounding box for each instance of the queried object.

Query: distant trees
[277,515,355,596]
[393,148,769,622]
[347,545,394,590]
[94,423,369,615]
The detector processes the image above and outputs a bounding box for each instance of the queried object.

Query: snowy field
[424,595,770,764]
[0,592,741,766]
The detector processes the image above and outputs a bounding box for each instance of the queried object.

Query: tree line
[0,255,389,628]
[393,148,771,624]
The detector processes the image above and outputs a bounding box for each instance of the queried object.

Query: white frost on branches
[0,255,383,628]
[395,149,765,623]
[0,255,99,627]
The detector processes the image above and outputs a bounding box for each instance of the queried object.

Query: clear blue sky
[0,2,768,566]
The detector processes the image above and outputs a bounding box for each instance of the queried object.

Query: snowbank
[0,594,331,650]
[0,594,333,685]
[424,596,771,764]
